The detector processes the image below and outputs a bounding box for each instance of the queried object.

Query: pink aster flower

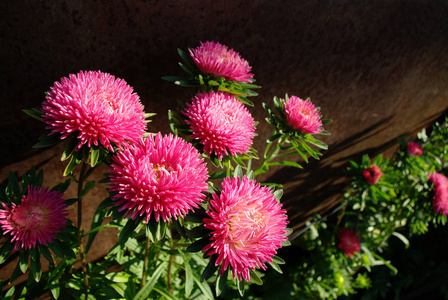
[283,96,323,134]
[108,133,209,222]
[0,186,68,250]
[203,176,289,281]
[189,41,254,82]
[362,165,383,185]
[337,228,361,258]
[407,141,423,156]
[428,172,448,216]
[41,70,147,151]
[183,91,255,160]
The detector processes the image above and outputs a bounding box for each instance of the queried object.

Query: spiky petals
[337,228,361,258]
[0,186,68,250]
[108,133,209,222]
[283,96,323,134]
[362,165,383,185]
[41,70,147,151]
[183,91,255,160]
[407,141,423,156]
[189,41,254,82]
[203,176,289,281]
[428,172,448,216]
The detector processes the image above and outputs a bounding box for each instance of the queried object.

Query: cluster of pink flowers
[0,186,68,250]
[183,91,255,160]
[284,96,323,134]
[428,172,448,216]
[189,41,254,83]
[202,176,289,281]
[108,133,209,222]
[41,70,147,151]
[363,165,383,184]
[29,42,290,284]
[407,141,423,156]
[337,228,361,258]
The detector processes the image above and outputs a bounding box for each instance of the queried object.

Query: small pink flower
[363,165,383,184]
[183,91,255,160]
[203,176,289,281]
[189,41,254,82]
[108,133,209,222]
[337,228,361,258]
[283,96,323,134]
[428,172,448,216]
[407,141,423,156]
[42,70,147,151]
[0,186,68,250]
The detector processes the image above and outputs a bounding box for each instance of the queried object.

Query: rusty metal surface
[1,0,448,281]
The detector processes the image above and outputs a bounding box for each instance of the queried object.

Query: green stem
[77,161,89,300]
[255,136,287,176]
[140,235,151,289]
[167,227,174,292]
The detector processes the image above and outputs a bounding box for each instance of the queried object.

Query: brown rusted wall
[1,0,448,280]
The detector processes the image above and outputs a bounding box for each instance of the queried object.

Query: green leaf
[268,160,303,169]
[90,147,100,167]
[118,218,141,244]
[267,133,282,143]
[201,255,218,282]
[193,274,214,300]
[38,244,53,264]
[215,267,229,297]
[16,286,27,300]
[61,137,79,161]
[249,269,263,285]
[50,278,61,299]
[392,231,410,248]
[47,258,68,284]
[81,181,96,197]
[0,242,13,264]
[18,250,29,273]
[273,189,283,201]
[85,198,111,253]
[133,261,168,300]
[23,108,43,121]
[4,286,15,299]
[233,165,243,179]
[267,261,283,274]
[238,82,261,89]
[186,225,209,239]
[178,251,193,297]
[272,255,286,264]
[29,248,42,282]
[145,217,167,242]
[8,172,20,199]
[234,95,254,106]
[33,133,61,148]
[237,279,245,297]
[51,179,71,194]
[64,154,82,176]
[321,118,332,126]
[177,48,198,71]
[186,237,210,252]
[306,137,329,150]
[172,219,188,239]
[209,171,227,180]
[49,239,76,259]
[152,287,180,300]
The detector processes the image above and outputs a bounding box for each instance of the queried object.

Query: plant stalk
[140,235,151,289]
[167,227,174,293]
[77,160,89,300]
